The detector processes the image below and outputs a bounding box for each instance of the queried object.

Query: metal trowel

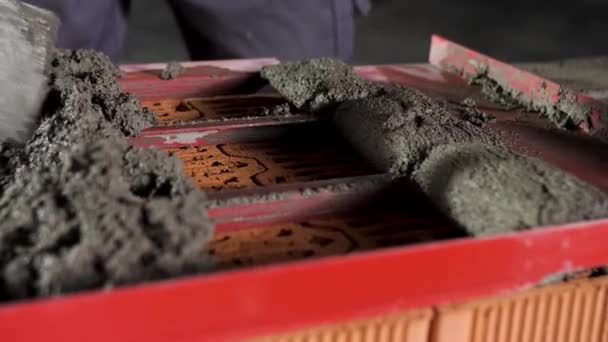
[0,0,58,143]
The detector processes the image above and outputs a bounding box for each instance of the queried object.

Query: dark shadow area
[123,0,608,64]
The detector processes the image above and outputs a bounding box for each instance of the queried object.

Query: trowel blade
[0,0,59,143]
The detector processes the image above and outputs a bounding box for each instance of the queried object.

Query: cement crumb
[413,143,608,236]
[260,58,382,112]
[333,86,502,174]
[470,73,522,111]
[458,98,496,127]
[264,58,608,237]
[538,267,608,286]
[160,61,184,80]
[48,49,156,136]
[257,102,292,117]
[470,65,600,130]
[0,49,212,301]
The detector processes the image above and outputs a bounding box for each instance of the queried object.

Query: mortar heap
[262,58,608,236]
[0,50,213,301]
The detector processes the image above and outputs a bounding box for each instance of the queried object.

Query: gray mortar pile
[333,87,502,174]
[413,144,608,236]
[0,49,213,301]
[261,58,382,112]
[262,58,608,237]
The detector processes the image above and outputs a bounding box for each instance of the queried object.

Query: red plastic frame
[1,219,607,341]
[1,39,608,342]
[429,34,608,132]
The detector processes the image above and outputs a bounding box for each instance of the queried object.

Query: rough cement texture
[413,143,608,236]
[208,174,394,209]
[257,102,292,117]
[520,59,608,131]
[458,98,496,127]
[47,49,156,137]
[160,105,294,127]
[333,86,502,174]
[160,61,184,80]
[470,66,603,131]
[470,74,521,111]
[0,49,212,301]
[260,58,382,112]
[265,57,608,237]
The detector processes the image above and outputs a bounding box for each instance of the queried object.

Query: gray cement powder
[334,87,608,234]
[458,98,496,128]
[257,102,292,117]
[0,49,212,301]
[160,61,184,80]
[413,144,608,236]
[260,58,382,112]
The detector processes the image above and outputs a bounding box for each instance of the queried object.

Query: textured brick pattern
[253,277,608,342]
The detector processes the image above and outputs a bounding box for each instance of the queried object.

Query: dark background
[122,0,608,64]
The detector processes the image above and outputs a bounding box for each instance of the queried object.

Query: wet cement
[159,104,294,127]
[265,57,608,236]
[160,61,184,80]
[260,58,382,112]
[335,87,608,234]
[0,49,212,301]
[413,143,608,236]
[458,98,496,128]
[470,65,605,132]
[46,49,156,137]
[333,86,502,173]
[520,58,608,135]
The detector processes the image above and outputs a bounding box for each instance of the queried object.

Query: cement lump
[260,58,382,112]
[265,57,608,236]
[470,66,600,131]
[0,49,212,301]
[333,86,502,173]
[0,140,212,299]
[334,86,608,234]
[413,143,608,236]
[458,98,495,127]
[160,61,184,80]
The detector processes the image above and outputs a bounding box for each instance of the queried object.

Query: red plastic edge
[428,34,608,132]
[1,219,607,341]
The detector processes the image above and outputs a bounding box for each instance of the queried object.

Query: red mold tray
[1,38,608,342]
